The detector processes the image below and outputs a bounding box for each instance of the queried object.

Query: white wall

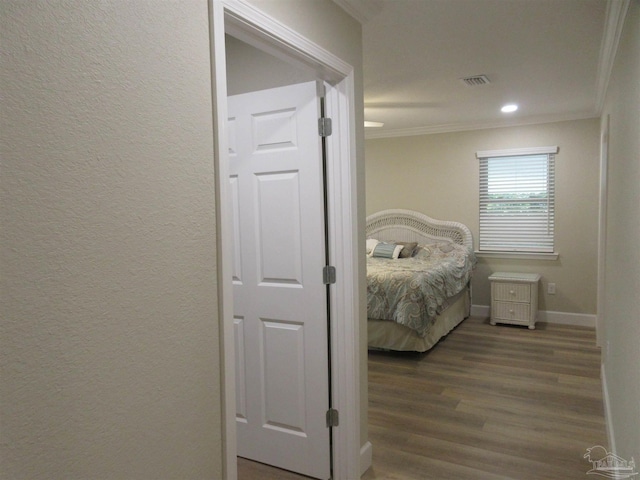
[1,1,221,478]
[226,35,316,95]
[600,0,640,461]
[366,119,601,316]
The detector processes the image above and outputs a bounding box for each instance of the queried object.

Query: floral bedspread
[366,242,475,337]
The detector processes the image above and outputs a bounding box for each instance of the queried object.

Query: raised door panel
[255,171,302,286]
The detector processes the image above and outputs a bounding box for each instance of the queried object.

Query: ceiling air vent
[460,75,491,87]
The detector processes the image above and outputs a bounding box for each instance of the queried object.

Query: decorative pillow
[395,241,418,258]
[366,238,380,255]
[372,243,404,259]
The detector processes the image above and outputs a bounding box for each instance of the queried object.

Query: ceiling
[348,0,610,138]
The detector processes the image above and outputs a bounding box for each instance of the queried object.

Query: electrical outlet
[547,283,556,295]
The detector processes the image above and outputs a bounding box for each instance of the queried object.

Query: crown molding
[595,0,631,113]
[364,112,599,139]
[332,0,383,24]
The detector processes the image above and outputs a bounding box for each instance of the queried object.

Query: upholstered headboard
[366,209,473,253]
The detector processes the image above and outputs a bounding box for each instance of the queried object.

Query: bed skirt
[367,287,470,352]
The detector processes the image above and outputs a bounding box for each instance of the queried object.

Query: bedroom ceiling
[358,0,609,138]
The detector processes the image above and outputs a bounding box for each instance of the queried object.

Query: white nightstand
[489,272,541,329]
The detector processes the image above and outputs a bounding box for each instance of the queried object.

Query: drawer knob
[509,290,515,295]
[509,309,514,314]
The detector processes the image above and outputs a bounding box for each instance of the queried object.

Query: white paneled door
[228,81,331,480]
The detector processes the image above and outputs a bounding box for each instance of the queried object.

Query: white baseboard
[471,305,596,328]
[601,363,616,453]
[360,441,372,477]
[471,304,490,317]
[538,310,597,327]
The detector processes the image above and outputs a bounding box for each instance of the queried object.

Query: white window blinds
[477,146,557,253]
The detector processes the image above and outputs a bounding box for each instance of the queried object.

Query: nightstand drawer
[492,283,531,303]
[493,301,530,322]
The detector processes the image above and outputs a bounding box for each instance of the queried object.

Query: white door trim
[323,78,362,480]
[597,115,610,348]
[209,2,361,479]
[209,3,237,479]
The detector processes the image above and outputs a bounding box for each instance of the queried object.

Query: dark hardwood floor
[238,316,607,480]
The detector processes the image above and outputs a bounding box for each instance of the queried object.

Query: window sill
[474,251,559,261]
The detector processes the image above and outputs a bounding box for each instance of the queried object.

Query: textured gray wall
[1,1,222,478]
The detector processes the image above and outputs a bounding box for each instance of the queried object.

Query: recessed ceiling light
[364,121,384,128]
[501,104,518,113]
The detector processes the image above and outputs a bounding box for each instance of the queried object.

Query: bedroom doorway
[211,3,363,479]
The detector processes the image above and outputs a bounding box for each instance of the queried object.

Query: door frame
[597,114,610,348]
[209,1,362,479]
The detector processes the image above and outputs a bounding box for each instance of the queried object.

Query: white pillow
[366,238,380,255]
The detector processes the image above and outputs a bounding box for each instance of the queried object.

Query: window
[477,146,558,256]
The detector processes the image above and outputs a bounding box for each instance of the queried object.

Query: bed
[366,209,475,352]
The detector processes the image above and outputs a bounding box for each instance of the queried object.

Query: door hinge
[323,265,336,285]
[326,408,339,427]
[318,117,332,137]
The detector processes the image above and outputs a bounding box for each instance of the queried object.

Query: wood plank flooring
[238,316,607,480]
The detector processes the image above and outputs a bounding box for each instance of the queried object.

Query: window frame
[476,146,559,260]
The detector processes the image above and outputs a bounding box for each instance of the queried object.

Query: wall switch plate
[547,283,556,294]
